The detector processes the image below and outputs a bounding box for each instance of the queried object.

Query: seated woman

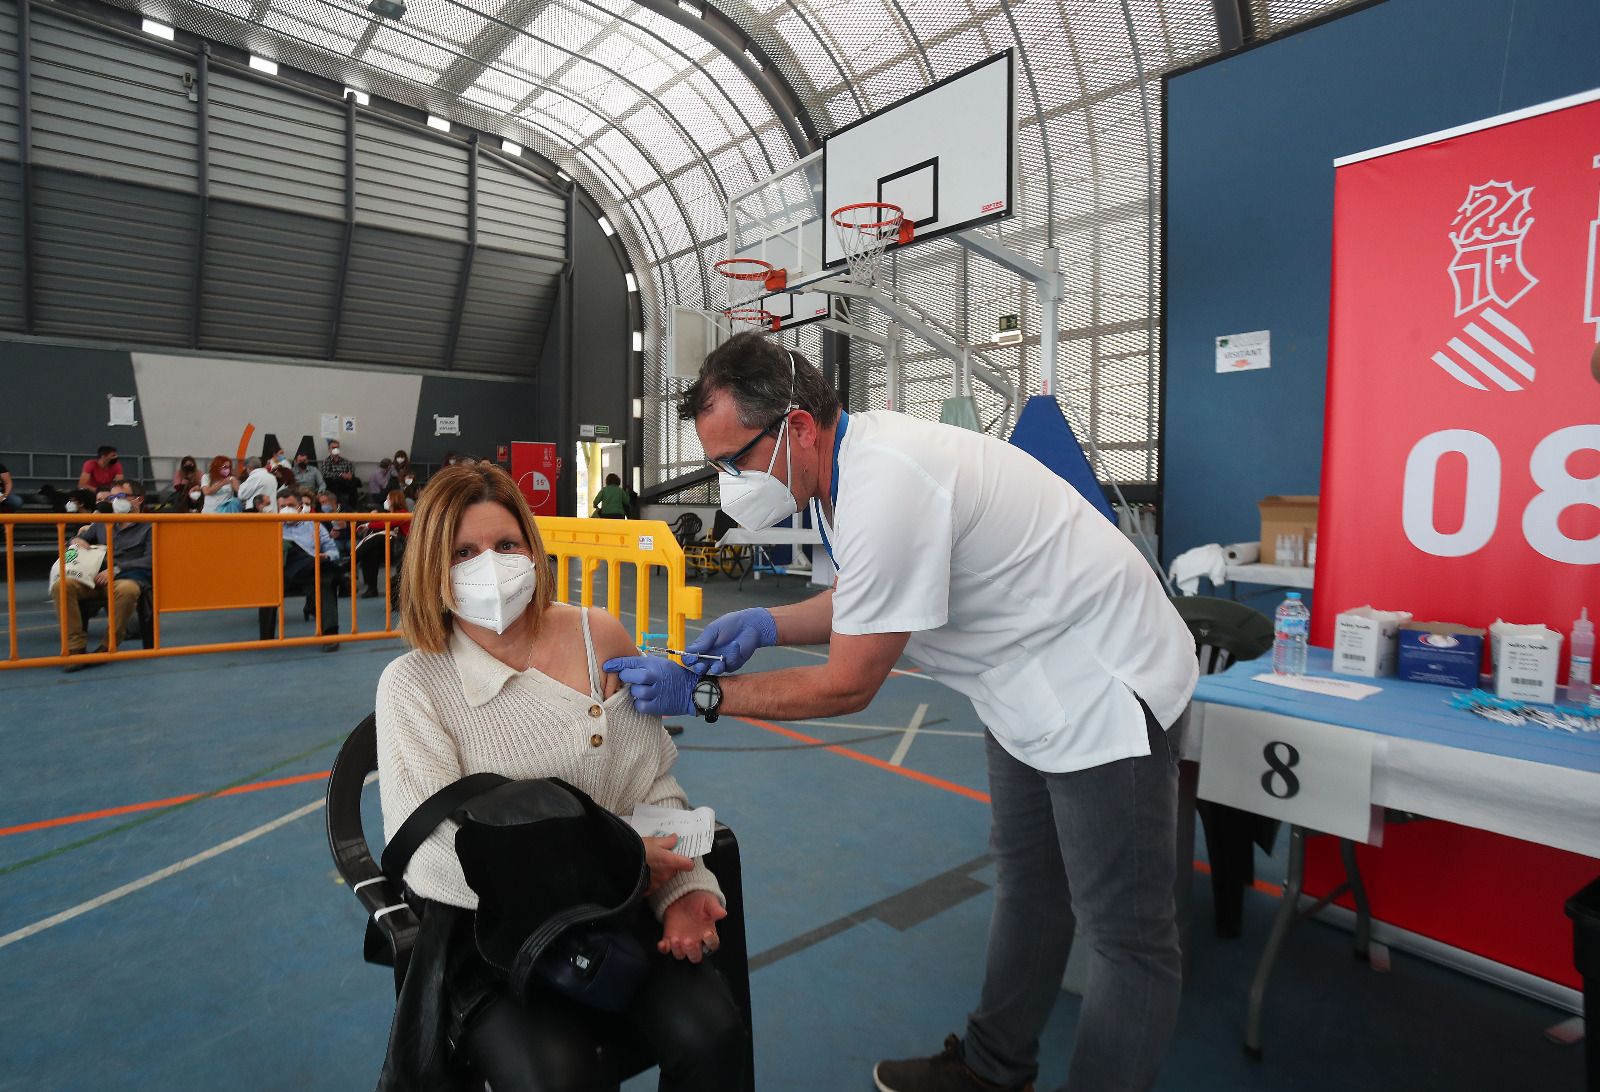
[375,465,744,1092]
[355,488,411,598]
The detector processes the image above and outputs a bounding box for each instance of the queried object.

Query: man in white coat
[607,333,1197,1092]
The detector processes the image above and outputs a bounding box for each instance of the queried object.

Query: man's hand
[659,889,726,963]
[642,833,696,895]
[94,570,109,588]
[604,656,696,716]
[682,607,777,675]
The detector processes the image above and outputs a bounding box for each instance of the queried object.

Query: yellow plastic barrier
[536,517,704,656]
[1,513,701,670]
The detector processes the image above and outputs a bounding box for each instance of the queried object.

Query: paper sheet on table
[1251,673,1382,701]
[625,803,715,858]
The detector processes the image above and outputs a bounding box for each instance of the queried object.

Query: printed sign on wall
[1317,91,1600,654]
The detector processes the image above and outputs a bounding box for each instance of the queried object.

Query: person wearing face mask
[606,333,1198,1092]
[237,457,281,514]
[292,449,327,494]
[258,489,344,650]
[54,481,152,672]
[372,464,744,1091]
[367,458,399,507]
[171,455,200,492]
[355,487,410,599]
[323,440,360,511]
[201,455,241,513]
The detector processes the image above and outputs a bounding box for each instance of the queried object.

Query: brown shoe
[873,1035,1033,1092]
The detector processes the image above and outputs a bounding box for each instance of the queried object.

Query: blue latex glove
[605,655,696,717]
[683,607,778,676]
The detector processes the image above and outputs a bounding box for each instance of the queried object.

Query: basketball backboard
[668,305,730,379]
[821,50,1016,269]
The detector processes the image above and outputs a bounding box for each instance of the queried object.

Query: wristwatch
[691,676,723,723]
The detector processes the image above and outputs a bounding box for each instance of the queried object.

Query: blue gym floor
[0,565,1584,1090]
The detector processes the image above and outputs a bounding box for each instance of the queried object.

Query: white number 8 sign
[1403,426,1600,563]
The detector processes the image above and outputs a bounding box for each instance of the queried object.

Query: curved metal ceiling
[106,0,1364,483]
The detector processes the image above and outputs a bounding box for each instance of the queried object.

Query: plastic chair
[326,714,756,1090]
[1171,596,1279,939]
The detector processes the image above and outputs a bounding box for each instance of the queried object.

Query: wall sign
[107,395,138,426]
[1317,91,1600,653]
[1215,329,1271,373]
[434,414,460,437]
[1196,706,1377,843]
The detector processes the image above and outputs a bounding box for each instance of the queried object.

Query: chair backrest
[1172,596,1274,675]
[326,713,418,990]
[668,511,703,546]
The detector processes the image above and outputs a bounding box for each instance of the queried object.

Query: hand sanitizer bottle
[1570,608,1594,706]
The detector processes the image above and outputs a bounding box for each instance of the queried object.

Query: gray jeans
[964,703,1184,1092]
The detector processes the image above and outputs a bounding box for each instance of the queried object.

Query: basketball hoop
[831,202,915,287]
[723,307,780,332]
[714,257,788,294]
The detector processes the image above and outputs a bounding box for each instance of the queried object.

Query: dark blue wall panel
[1161,0,1600,566]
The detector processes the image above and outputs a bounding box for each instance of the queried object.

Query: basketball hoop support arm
[954,232,1063,397]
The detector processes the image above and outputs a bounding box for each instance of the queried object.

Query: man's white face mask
[718,417,798,531]
[450,549,537,635]
[110,496,133,514]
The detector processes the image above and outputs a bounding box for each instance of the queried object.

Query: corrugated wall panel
[476,157,566,258]
[31,167,195,343]
[30,12,197,193]
[0,0,18,159]
[209,71,346,221]
[353,116,468,240]
[337,224,463,367]
[452,246,562,374]
[200,201,340,357]
[0,161,21,330]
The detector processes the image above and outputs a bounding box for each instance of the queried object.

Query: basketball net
[831,202,913,289]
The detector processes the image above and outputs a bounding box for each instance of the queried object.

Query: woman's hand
[642,834,695,895]
[659,889,726,963]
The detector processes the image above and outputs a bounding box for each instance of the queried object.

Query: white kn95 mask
[450,549,537,634]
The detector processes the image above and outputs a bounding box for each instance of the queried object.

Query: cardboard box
[1398,622,1485,689]
[1333,607,1413,677]
[1494,632,1562,705]
[1258,495,1319,565]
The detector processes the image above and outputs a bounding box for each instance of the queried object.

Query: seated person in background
[316,489,342,514]
[375,464,743,1090]
[258,496,342,650]
[355,488,410,598]
[323,440,360,511]
[201,456,239,512]
[392,449,413,480]
[292,449,327,494]
[168,479,206,513]
[78,446,124,492]
[0,460,18,512]
[237,458,279,513]
[54,481,152,673]
[399,466,421,503]
[171,455,199,492]
[367,458,398,506]
[593,473,630,519]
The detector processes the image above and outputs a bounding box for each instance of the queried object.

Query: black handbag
[382,774,651,1013]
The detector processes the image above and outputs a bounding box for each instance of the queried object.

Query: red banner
[1318,92,1600,656]
[509,441,559,517]
[1314,92,1600,990]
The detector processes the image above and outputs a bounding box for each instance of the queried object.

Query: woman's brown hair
[207,455,231,481]
[399,464,553,653]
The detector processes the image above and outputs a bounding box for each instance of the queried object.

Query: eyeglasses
[706,411,791,476]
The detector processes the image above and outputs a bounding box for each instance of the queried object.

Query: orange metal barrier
[1,513,701,670]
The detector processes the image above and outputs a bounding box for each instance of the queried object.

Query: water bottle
[1273,592,1310,676]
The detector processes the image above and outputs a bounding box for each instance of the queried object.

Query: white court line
[0,772,376,951]
[888,703,930,767]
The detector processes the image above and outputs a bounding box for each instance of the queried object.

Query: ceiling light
[141,18,174,40]
[632,331,643,352]
[598,217,614,237]
[367,0,406,19]
[427,115,451,133]
[249,55,278,76]
[625,273,637,293]
[502,139,522,156]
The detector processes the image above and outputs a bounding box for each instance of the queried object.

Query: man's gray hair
[244,457,263,471]
[679,331,840,429]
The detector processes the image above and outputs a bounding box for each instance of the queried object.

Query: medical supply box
[1257,496,1318,565]
[1333,607,1413,677]
[1397,622,1485,689]
[1493,630,1562,705]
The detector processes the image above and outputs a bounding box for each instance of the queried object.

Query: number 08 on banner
[1196,707,1378,844]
